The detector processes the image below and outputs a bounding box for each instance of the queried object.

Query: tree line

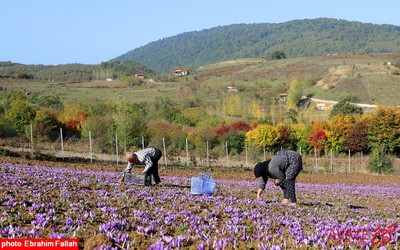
[0,89,399,173]
[0,60,154,83]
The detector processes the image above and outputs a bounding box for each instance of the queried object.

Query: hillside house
[226,83,237,92]
[135,73,145,79]
[316,103,327,110]
[278,93,287,103]
[174,69,190,76]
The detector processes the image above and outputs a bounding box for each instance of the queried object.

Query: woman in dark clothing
[254,149,302,205]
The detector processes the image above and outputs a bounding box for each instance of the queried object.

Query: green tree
[286,78,302,110]
[6,99,38,134]
[0,114,15,137]
[330,96,363,117]
[113,99,147,150]
[224,132,245,155]
[33,109,62,141]
[81,115,115,154]
[369,146,393,174]
[270,51,286,60]
[28,94,63,110]
[290,123,312,153]
[286,109,298,124]
[150,97,192,125]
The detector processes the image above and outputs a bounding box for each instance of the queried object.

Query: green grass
[2,54,400,111]
[3,80,184,104]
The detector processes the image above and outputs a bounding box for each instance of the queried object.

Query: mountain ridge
[114,18,400,72]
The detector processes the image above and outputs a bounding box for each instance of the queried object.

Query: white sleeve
[124,162,133,173]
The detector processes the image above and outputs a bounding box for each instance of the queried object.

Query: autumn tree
[275,123,291,149]
[326,115,354,153]
[249,100,265,120]
[167,122,188,156]
[191,123,219,162]
[367,107,400,155]
[345,115,369,153]
[246,124,279,151]
[222,94,243,117]
[214,121,251,155]
[310,130,327,156]
[58,102,88,138]
[146,119,172,150]
[309,120,328,155]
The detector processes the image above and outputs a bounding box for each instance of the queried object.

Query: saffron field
[0,157,399,249]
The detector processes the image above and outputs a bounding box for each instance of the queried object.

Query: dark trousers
[145,148,162,184]
[281,162,302,203]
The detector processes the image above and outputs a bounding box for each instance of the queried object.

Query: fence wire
[1,127,395,174]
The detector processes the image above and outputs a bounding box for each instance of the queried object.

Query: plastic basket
[123,172,152,186]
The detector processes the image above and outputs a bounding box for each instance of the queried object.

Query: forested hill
[0,61,154,83]
[114,18,400,72]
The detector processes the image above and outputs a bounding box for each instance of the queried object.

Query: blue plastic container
[191,172,216,195]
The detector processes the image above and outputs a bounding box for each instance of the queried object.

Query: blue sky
[1,0,399,65]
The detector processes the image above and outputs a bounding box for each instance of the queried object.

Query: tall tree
[326,115,354,153]
[286,78,302,110]
[345,115,369,153]
[6,99,38,134]
[246,124,278,150]
[33,109,62,142]
[367,107,400,154]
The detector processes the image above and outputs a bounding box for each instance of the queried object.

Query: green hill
[2,54,399,111]
[114,18,400,72]
[0,61,154,83]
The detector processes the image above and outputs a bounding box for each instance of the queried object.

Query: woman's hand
[256,189,264,200]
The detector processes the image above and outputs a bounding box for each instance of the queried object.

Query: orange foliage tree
[326,115,354,153]
[310,130,327,156]
[58,102,88,137]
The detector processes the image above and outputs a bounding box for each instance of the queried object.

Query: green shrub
[368,147,393,174]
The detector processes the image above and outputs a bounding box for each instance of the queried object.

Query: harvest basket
[123,172,152,186]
